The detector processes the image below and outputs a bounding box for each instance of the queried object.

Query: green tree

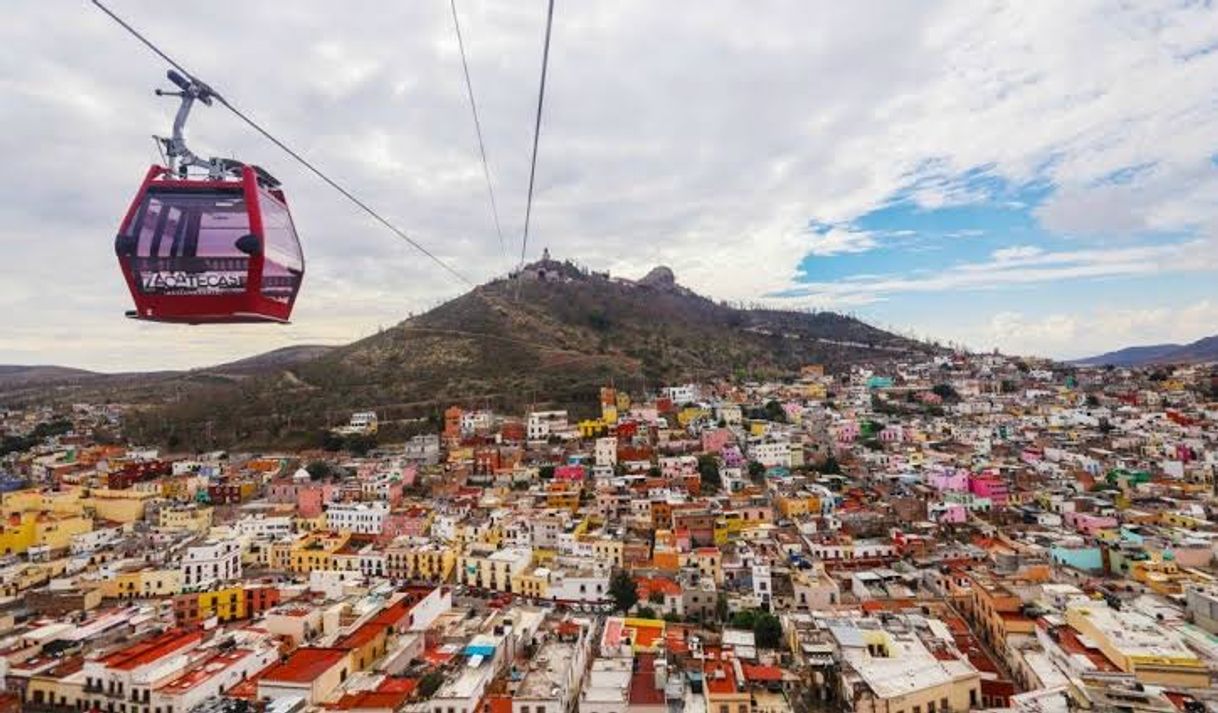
[753,611,783,648]
[715,593,730,622]
[305,461,333,481]
[418,672,445,698]
[609,570,638,613]
[818,456,841,475]
[747,461,766,482]
[730,610,758,629]
[931,383,958,401]
[697,454,722,493]
[636,606,658,619]
[538,465,556,480]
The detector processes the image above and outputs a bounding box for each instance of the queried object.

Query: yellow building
[546,486,580,511]
[195,585,247,621]
[383,542,456,582]
[101,567,182,600]
[85,488,158,523]
[1065,604,1208,687]
[512,567,550,600]
[293,513,327,532]
[0,512,92,556]
[677,406,710,428]
[776,493,821,518]
[579,419,608,438]
[1,487,86,516]
[158,504,214,532]
[290,531,352,573]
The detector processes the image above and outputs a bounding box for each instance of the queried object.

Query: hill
[1074,334,1218,367]
[11,259,938,450]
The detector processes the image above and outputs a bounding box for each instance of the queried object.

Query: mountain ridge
[5,259,940,449]
[1073,334,1218,367]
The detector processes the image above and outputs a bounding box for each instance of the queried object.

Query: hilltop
[8,258,937,449]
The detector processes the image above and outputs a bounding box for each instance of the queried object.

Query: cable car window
[258,189,303,302]
[128,190,250,295]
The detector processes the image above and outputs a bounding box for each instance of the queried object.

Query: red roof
[261,648,348,683]
[703,660,738,695]
[629,656,667,705]
[377,678,418,694]
[102,630,202,671]
[741,664,782,682]
[338,622,385,650]
[328,691,411,710]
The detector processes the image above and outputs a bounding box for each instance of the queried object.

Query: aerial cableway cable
[517,0,556,272]
[450,0,507,261]
[91,0,474,288]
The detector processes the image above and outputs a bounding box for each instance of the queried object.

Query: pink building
[968,474,1008,506]
[929,502,968,524]
[928,470,969,492]
[379,506,433,542]
[297,484,336,518]
[835,422,859,443]
[721,445,745,468]
[554,465,587,482]
[701,428,735,454]
[1064,511,1118,536]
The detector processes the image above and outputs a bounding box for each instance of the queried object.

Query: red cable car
[114,70,304,324]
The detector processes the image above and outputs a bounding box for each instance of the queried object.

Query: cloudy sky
[3,1,1218,371]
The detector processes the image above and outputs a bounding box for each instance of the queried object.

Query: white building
[595,437,618,467]
[325,501,390,535]
[461,410,495,436]
[234,514,294,540]
[752,564,773,608]
[663,384,699,404]
[749,439,792,468]
[180,538,242,591]
[528,410,570,441]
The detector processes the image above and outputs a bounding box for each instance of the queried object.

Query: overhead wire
[449,0,507,261]
[90,0,474,287]
[517,0,556,272]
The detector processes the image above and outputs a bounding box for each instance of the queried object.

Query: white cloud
[971,299,1218,359]
[773,239,1212,308]
[805,227,877,256]
[991,245,1044,262]
[1,0,1217,369]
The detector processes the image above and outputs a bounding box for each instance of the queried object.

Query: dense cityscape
[2,353,1217,713]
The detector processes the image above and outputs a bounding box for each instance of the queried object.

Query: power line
[450,0,506,261]
[90,0,474,287]
[518,0,556,270]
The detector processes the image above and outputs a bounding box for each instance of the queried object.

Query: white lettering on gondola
[140,271,246,294]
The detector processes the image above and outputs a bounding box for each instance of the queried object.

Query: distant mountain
[0,345,334,403]
[0,365,99,388]
[1074,334,1218,367]
[7,258,939,449]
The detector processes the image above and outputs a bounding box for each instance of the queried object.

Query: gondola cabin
[114,164,303,324]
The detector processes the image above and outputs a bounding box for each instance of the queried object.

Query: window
[913,706,921,713]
